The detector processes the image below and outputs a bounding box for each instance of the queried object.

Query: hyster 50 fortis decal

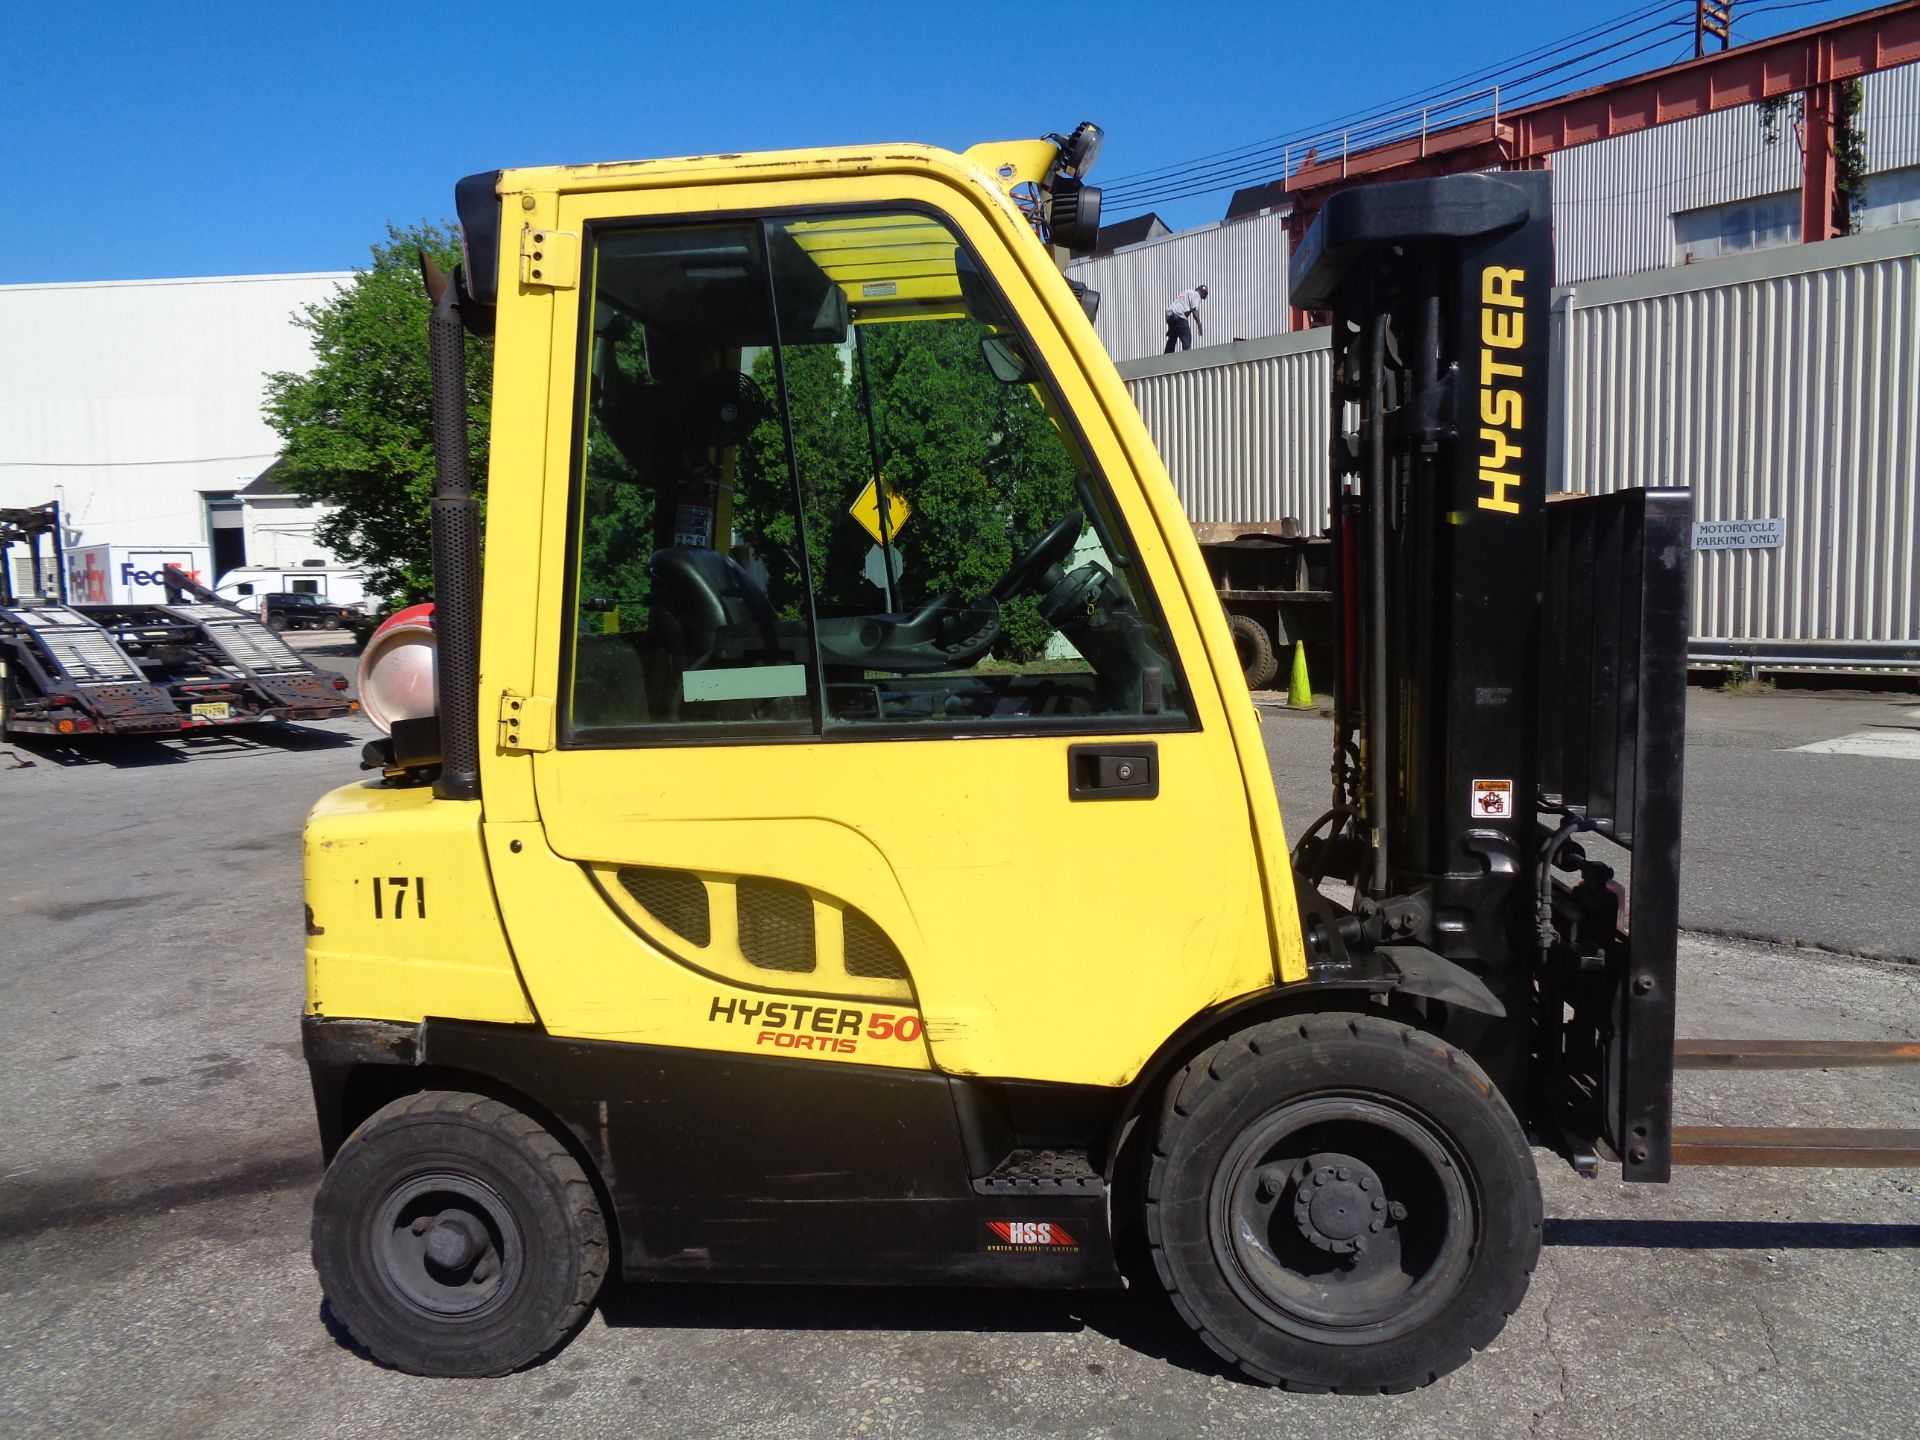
[707,995,924,1056]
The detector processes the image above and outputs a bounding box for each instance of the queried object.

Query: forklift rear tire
[1228,614,1279,690]
[312,1090,608,1376]
[1146,1013,1540,1392]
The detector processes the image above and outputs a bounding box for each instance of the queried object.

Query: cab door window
[747,211,1189,730]
[562,208,1189,744]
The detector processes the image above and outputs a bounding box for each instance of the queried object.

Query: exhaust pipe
[419,253,483,803]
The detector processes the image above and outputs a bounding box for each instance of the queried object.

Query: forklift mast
[1290,174,1691,1179]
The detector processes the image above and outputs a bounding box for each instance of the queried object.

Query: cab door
[486,168,1279,1091]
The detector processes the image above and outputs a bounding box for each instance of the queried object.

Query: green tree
[263,222,491,604]
[731,317,1079,660]
[862,319,1076,659]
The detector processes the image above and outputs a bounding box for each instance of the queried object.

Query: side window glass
[751,212,1189,728]
[563,209,1189,745]
[566,224,817,738]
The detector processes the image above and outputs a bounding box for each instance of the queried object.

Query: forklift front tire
[312,1090,608,1377]
[1146,1013,1540,1392]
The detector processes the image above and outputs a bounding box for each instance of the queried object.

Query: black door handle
[1068,743,1158,800]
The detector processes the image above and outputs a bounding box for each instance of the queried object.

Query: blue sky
[4,0,1866,283]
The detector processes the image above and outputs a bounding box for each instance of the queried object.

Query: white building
[0,270,351,594]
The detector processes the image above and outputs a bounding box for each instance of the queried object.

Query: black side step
[972,1148,1102,1195]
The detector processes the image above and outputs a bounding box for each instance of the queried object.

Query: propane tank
[356,603,438,734]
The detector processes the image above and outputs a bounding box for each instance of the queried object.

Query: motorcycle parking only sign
[1692,518,1784,550]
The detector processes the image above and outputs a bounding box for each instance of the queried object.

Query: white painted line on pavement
[1791,728,1920,759]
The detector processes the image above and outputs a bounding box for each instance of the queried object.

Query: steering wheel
[990,510,1084,603]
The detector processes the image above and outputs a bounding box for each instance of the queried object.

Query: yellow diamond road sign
[849,477,911,548]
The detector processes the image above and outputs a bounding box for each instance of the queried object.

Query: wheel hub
[422,1212,486,1271]
[1211,1095,1477,1342]
[1290,1153,1390,1254]
[373,1173,522,1319]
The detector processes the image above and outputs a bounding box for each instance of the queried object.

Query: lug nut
[1388,1201,1408,1222]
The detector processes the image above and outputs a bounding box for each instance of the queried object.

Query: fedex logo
[121,562,201,588]
[985,1221,1077,1251]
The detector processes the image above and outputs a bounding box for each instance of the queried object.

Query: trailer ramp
[0,602,181,734]
[153,605,355,719]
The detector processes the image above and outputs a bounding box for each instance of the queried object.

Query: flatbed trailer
[79,601,359,727]
[0,599,184,737]
[1,515,358,737]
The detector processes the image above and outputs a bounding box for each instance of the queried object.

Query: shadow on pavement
[317,1278,1231,1379]
[1546,1217,1920,1249]
[592,1275,1229,1377]
[3,722,357,769]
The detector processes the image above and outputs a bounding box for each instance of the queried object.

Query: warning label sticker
[1471,779,1514,818]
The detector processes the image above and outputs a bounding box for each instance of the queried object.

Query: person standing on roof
[1164,284,1208,353]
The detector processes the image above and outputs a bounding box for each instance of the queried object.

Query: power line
[1105,21,1693,208]
[1100,0,1872,216]
[1102,3,1691,204]
[1101,0,1683,193]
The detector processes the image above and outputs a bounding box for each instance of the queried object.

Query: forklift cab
[435,144,1303,1098]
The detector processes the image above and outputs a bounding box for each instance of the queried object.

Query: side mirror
[980,334,1035,385]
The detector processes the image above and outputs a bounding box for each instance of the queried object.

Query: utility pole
[1696,0,1733,57]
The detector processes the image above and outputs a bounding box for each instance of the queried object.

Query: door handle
[1068,743,1158,801]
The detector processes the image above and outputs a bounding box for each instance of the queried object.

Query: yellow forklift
[301,125,1920,1389]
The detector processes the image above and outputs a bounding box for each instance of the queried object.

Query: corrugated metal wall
[1117,332,1331,526]
[1565,225,1919,646]
[1115,225,1918,652]
[1862,58,1920,173]
[1551,59,1920,285]
[1066,210,1292,364]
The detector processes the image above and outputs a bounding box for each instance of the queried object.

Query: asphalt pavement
[1259,680,1920,961]
[2,675,1917,1439]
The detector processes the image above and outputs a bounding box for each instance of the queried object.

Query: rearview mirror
[980,334,1035,385]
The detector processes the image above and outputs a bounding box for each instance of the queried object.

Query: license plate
[190,701,232,720]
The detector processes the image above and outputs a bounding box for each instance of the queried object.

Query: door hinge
[498,693,555,752]
[519,226,578,290]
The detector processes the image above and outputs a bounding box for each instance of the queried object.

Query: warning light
[57,719,75,734]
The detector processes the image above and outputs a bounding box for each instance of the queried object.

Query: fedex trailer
[64,544,214,605]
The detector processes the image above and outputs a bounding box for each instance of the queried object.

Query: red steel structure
[1232,0,1920,301]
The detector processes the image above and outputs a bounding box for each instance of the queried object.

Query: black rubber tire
[268,614,290,633]
[1228,613,1280,690]
[312,1090,608,1377]
[1146,1013,1541,1393]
